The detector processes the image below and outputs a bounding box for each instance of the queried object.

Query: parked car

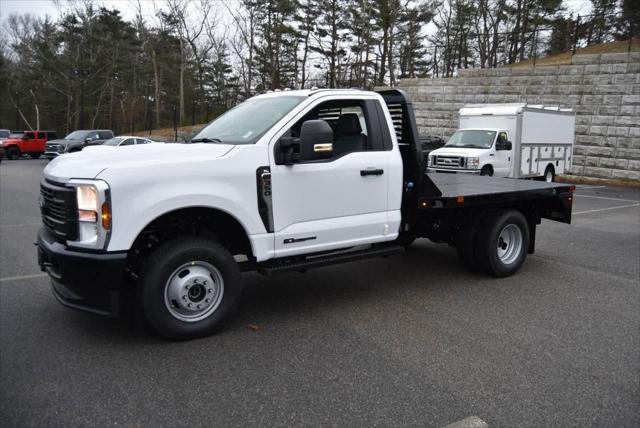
[419,135,445,162]
[100,136,156,146]
[0,130,57,160]
[427,104,575,182]
[0,129,10,160]
[44,129,114,159]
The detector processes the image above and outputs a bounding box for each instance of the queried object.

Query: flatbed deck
[427,172,571,198]
[418,173,574,224]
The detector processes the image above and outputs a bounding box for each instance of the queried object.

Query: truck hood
[44,143,235,181]
[1,138,22,144]
[430,146,488,156]
[46,138,82,146]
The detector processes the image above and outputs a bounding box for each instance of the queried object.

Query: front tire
[474,210,529,277]
[140,237,242,340]
[480,165,493,176]
[7,147,20,160]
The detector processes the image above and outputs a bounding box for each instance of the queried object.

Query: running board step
[259,245,405,275]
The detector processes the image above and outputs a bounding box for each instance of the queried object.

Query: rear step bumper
[254,245,405,275]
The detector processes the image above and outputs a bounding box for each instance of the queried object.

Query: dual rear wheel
[456,210,530,277]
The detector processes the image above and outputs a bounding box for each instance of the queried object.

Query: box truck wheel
[475,210,529,277]
[139,236,242,340]
[480,165,493,176]
[544,165,555,182]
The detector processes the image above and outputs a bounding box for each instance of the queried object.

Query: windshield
[445,130,496,149]
[191,96,305,144]
[103,137,125,146]
[64,130,89,140]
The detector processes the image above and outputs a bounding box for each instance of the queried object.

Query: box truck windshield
[445,130,496,149]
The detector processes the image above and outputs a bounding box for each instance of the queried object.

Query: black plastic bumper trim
[37,227,128,316]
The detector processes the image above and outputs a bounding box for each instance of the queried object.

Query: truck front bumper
[37,227,129,316]
[43,151,61,159]
[426,167,480,174]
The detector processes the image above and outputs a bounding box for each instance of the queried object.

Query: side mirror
[497,140,512,151]
[299,120,334,161]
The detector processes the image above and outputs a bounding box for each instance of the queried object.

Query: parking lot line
[574,194,640,203]
[573,203,640,215]
[0,273,48,283]
[575,185,606,190]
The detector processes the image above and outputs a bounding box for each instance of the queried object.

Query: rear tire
[7,147,20,160]
[474,210,529,277]
[544,165,555,182]
[139,237,243,340]
[480,165,493,176]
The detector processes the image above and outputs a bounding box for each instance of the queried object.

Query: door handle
[360,168,384,176]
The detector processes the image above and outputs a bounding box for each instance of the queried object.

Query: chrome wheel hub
[497,224,523,265]
[164,261,224,322]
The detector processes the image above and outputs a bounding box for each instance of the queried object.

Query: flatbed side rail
[417,184,574,224]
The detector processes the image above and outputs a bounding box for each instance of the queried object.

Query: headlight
[67,179,111,249]
[428,155,435,167]
[467,157,480,169]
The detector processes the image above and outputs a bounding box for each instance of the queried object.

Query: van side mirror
[497,140,512,151]
[299,120,334,161]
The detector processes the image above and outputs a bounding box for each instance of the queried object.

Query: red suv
[0,130,57,160]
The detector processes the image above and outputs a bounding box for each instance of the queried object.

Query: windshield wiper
[190,137,222,143]
[446,144,483,148]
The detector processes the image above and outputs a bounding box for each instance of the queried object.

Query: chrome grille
[45,143,63,153]
[40,180,77,242]
[434,156,465,168]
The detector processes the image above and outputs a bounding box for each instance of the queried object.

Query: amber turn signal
[101,202,111,230]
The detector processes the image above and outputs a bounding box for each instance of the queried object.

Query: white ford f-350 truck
[37,89,574,340]
[427,103,575,182]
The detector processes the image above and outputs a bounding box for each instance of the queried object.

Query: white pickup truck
[37,89,574,340]
[427,104,575,182]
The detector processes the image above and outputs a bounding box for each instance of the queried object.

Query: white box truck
[427,103,575,182]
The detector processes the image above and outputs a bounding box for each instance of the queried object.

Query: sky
[0,0,594,24]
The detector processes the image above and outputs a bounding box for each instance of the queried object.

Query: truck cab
[37,90,574,340]
[427,128,514,177]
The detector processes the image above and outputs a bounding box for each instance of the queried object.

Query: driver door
[269,98,393,258]
[493,131,512,177]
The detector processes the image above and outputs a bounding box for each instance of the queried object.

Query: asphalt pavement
[1,159,639,427]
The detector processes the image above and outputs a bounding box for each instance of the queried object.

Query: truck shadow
[59,240,489,343]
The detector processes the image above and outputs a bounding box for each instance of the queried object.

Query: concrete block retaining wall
[397,52,640,180]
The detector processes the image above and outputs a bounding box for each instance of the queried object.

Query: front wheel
[480,165,493,176]
[6,147,20,160]
[475,210,529,277]
[140,237,243,340]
